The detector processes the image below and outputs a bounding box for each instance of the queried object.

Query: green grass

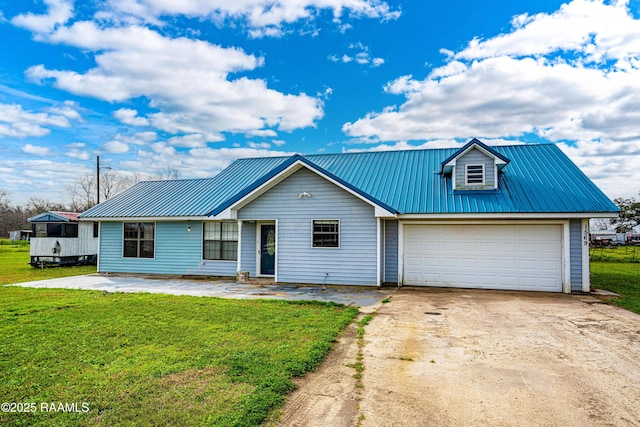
[0,286,358,426]
[0,242,96,285]
[589,245,640,263]
[591,261,640,314]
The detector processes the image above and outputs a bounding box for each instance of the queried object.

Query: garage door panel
[403,224,562,292]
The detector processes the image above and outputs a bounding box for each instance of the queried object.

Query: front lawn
[0,242,96,285]
[591,261,640,315]
[0,286,358,426]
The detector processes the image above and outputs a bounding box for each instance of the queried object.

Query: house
[79,139,619,293]
[9,230,32,241]
[28,211,99,267]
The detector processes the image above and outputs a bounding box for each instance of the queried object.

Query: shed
[28,211,99,267]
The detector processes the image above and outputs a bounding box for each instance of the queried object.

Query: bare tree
[24,197,68,218]
[67,174,96,212]
[155,166,181,180]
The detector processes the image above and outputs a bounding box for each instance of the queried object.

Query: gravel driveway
[277,288,640,427]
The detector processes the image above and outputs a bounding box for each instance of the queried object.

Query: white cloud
[11,0,73,33]
[329,42,385,67]
[247,141,271,149]
[102,140,130,154]
[113,108,150,126]
[119,145,293,179]
[559,139,640,199]
[0,102,79,138]
[22,144,52,156]
[99,0,400,37]
[341,0,640,198]
[23,21,324,138]
[344,1,640,144]
[65,142,90,160]
[272,139,286,146]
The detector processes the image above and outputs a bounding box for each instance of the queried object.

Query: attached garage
[402,223,563,292]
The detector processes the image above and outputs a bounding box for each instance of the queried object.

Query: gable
[454,148,496,190]
[237,168,375,219]
[214,157,397,219]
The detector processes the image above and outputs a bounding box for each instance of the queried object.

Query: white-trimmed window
[203,222,238,261]
[312,220,339,248]
[465,164,485,185]
[123,222,155,258]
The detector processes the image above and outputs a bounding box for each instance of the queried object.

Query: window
[93,222,99,238]
[32,223,78,238]
[203,222,238,261]
[465,164,485,185]
[123,222,155,258]
[33,223,47,238]
[312,220,339,248]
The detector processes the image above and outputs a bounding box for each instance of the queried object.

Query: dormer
[441,138,510,191]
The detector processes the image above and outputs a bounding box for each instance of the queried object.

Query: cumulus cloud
[344,0,640,145]
[113,108,150,126]
[21,144,52,156]
[0,102,79,138]
[99,0,400,37]
[65,142,90,160]
[22,21,323,139]
[10,0,73,33]
[102,140,130,154]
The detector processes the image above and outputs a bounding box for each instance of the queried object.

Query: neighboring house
[28,211,99,267]
[80,139,619,293]
[9,230,32,241]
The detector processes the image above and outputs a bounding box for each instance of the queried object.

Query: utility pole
[96,155,100,205]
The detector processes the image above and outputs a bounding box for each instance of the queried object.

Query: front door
[260,223,276,276]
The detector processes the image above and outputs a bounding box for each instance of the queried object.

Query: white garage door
[403,224,563,292]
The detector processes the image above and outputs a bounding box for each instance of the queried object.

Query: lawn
[0,240,96,285]
[0,247,359,426]
[591,261,640,315]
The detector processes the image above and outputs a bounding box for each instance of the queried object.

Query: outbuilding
[28,211,99,267]
[80,139,619,293]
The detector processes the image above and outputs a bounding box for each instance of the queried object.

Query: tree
[0,189,29,238]
[67,174,96,212]
[23,197,68,219]
[65,166,182,212]
[611,195,640,233]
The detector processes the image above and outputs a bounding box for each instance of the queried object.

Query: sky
[1,0,640,206]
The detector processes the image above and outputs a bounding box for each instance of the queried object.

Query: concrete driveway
[277,288,640,427]
[11,273,393,307]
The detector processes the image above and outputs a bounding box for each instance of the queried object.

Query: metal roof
[80,142,619,219]
[29,211,80,222]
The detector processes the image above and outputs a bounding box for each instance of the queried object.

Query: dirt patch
[275,288,640,426]
[271,321,362,427]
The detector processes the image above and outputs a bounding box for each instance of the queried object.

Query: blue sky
[1,0,640,205]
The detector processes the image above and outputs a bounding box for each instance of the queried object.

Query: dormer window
[441,138,510,191]
[465,164,484,185]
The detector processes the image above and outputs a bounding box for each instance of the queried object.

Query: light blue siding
[238,168,378,286]
[455,148,496,190]
[99,221,236,276]
[569,219,583,292]
[384,220,398,283]
[240,221,256,276]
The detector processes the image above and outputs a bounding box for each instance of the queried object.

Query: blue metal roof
[80,142,619,218]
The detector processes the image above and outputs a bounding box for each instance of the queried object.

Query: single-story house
[80,139,619,293]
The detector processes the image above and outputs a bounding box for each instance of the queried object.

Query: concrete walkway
[11,273,395,307]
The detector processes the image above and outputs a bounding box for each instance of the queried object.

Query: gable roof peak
[441,138,511,174]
